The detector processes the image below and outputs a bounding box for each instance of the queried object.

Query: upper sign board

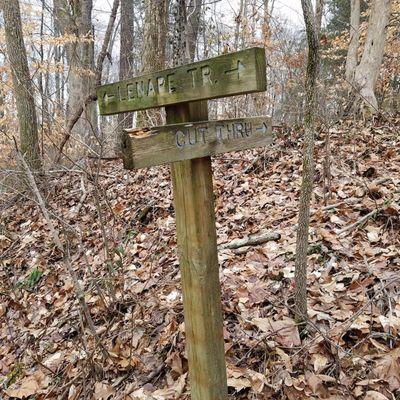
[97,47,266,115]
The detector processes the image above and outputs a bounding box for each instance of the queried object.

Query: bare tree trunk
[315,0,324,36]
[38,0,50,157]
[117,0,134,151]
[234,0,245,51]
[172,0,189,65]
[262,0,269,46]
[137,0,169,126]
[104,19,120,83]
[294,0,320,326]
[142,0,169,70]
[353,0,392,111]
[54,0,98,147]
[345,0,360,83]
[1,0,42,173]
[186,0,202,60]
[56,0,120,160]
[54,16,63,118]
[240,0,248,50]
[119,0,134,89]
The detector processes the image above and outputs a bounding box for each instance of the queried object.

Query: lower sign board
[122,116,276,169]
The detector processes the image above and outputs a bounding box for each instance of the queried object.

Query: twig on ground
[220,231,281,250]
[75,175,87,213]
[336,208,380,235]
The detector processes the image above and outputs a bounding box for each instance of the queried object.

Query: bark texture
[262,0,270,45]
[137,0,169,126]
[294,0,320,325]
[353,0,392,110]
[315,0,324,36]
[2,0,42,173]
[142,0,169,70]
[186,0,202,60]
[345,0,360,83]
[118,0,135,137]
[172,0,189,64]
[234,0,246,51]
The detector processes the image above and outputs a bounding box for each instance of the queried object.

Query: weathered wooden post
[97,47,270,399]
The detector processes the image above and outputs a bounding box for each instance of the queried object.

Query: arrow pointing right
[256,122,268,134]
[225,60,245,79]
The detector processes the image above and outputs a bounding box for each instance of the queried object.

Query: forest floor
[1,116,399,400]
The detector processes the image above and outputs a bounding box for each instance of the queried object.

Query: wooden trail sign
[122,116,276,169]
[97,47,266,114]
[97,47,268,400]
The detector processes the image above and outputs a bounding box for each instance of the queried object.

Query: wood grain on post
[166,100,228,400]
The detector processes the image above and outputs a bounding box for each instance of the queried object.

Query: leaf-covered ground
[1,117,399,399]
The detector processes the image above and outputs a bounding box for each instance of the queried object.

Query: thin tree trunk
[294,0,320,326]
[241,0,249,49]
[234,0,245,51]
[39,0,49,157]
[172,0,189,65]
[54,17,63,117]
[56,0,120,160]
[117,0,134,152]
[142,0,169,70]
[1,0,42,173]
[137,0,169,126]
[54,0,98,147]
[186,0,202,60]
[262,0,269,46]
[119,0,134,80]
[104,18,120,83]
[353,0,392,111]
[345,0,360,83]
[315,0,324,36]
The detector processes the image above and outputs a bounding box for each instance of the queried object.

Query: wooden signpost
[97,47,273,400]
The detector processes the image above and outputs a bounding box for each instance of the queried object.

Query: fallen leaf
[253,317,301,347]
[311,353,328,374]
[227,377,252,391]
[5,371,47,399]
[365,391,389,400]
[43,352,64,371]
[94,382,116,399]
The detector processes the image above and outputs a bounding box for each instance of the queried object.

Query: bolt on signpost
[97,47,272,400]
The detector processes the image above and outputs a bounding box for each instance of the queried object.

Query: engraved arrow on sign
[224,60,245,79]
[256,122,268,134]
[103,92,115,104]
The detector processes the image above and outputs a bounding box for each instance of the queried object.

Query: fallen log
[220,231,281,250]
